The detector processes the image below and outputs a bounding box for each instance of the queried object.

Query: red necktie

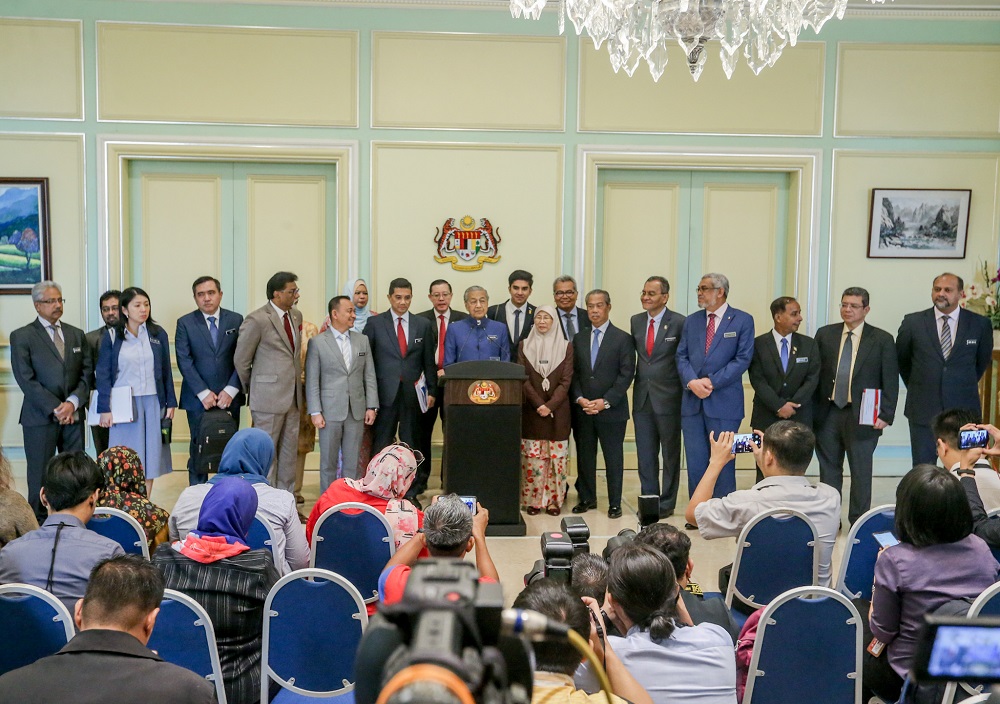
[705,313,716,353]
[438,314,446,370]
[646,318,655,357]
[282,312,295,351]
[397,317,408,357]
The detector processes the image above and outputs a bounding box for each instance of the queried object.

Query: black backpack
[195,408,239,475]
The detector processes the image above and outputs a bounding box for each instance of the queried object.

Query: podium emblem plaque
[468,380,500,404]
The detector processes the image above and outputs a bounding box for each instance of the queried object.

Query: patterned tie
[338,333,352,368]
[51,324,64,360]
[940,316,953,360]
[833,331,853,408]
[591,328,601,368]
[564,313,577,340]
[646,318,656,357]
[438,314,446,370]
[208,316,219,348]
[513,309,522,343]
[705,313,716,354]
[780,337,789,373]
[397,317,408,357]
[282,312,295,351]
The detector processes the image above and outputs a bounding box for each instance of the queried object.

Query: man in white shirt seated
[932,407,1000,511]
[685,420,841,589]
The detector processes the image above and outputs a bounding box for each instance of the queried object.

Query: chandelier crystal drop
[509,0,892,82]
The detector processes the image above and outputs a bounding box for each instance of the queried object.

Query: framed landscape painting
[0,178,51,294]
[868,188,971,259]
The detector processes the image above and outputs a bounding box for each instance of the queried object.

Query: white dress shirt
[434,309,451,365]
[831,322,865,404]
[505,300,528,341]
[706,302,729,328]
[936,308,959,350]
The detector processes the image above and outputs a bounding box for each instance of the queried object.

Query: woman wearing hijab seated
[169,428,309,576]
[153,478,279,704]
[96,446,170,549]
[518,305,574,516]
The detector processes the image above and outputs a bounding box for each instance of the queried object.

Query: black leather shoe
[572,501,596,514]
[607,506,623,519]
[684,522,697,530]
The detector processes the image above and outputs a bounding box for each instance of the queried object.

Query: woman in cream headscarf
[518,305,574,515]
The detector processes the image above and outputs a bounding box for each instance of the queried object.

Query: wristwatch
[603,400,611,410]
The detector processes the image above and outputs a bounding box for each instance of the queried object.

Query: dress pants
[23,421,84,520]
[185,406,239,485]
[251,407,299,492]
[681,414,740,498]
[816,404,878,525]
[373,383,423,457]
[90,425,110,457]
[907,421,938,467]
[572,410,626,508]
[633,399,682,515]
[318,416,364,490]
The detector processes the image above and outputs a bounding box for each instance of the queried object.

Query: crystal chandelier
[509,0,891,82]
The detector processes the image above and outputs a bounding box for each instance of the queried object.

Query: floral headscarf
[345,444,423,548]
[97,446,169,545]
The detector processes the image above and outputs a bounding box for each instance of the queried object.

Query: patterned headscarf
[345,444,423,549]
[97,446,169,545]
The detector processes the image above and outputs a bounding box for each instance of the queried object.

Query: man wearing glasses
[814,287,899,525]
[234,271,304,493]
[552,275,591,342]
[10,280,93,521]
[676,273,754,504]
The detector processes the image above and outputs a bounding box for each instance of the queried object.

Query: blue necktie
[208,316,219,348]
[591,328,601,368]
[780,337,789,373]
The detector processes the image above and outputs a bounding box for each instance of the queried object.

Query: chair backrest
[147,589,227,704]
[261,568,368,704]
[726,508,819,610]
[836,504,895,601]
[0,583,76,676]
[744,586,862,704]
[87,507,150,559]
[309,502,395,603]
[246,514,277,553]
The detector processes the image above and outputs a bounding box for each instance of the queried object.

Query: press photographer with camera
[379,493,500,604]
[513,579,651,704]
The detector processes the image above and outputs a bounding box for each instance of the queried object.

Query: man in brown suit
[234,271,304,491]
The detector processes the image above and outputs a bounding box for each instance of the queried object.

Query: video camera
[355,559,532,704]
[908,615,1000,704]
[524,517,590,585]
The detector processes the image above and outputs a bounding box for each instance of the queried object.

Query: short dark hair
[760,421,815,475]
[42,451,105,512]
[267,271,298,300]
[607,543,677,641]
[328,295,351,317]
[645,276,670,295]
[388,278,412,296]
[932,408,982,451]
[114,286,162,336]
[508,270,533,287]
[895,464,972,547]
[512,579,589,675]
[635,523,690,582]
[935,272,965,291]
[98,290,121,307]
[82,555,164,631]
[842,287,869,308]
[769,296,797,319]
[191,276,222,295]
[570,552,608,602]
[585,289,611,306]
[428,279,452,294]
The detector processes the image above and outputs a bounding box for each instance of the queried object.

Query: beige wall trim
[96,135,359,295]
[576,145,824,332]
[0,18,85,121]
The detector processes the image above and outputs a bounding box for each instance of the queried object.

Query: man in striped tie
[896,273,993,466]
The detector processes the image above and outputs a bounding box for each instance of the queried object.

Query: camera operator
[379,493,500,604]
[570,552,608,603]
[513,579,651,704]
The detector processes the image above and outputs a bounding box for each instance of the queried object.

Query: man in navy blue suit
[175,276,243,485]
[676,273,755,501]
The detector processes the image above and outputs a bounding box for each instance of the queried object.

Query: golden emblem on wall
[434,215,501,272]
[468,380,501,405]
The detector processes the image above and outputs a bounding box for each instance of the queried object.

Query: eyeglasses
[280,288,300,295]
[554,290,577,296]
[695,286,717,293]
[840,303,864,310]
[38,298,66,304]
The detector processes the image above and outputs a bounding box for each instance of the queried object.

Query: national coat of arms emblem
[434,215,501,272]
[468,380,501,405]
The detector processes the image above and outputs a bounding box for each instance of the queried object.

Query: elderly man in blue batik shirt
[444,286,511,365]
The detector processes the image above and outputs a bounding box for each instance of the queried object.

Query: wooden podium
[441,360,527,536]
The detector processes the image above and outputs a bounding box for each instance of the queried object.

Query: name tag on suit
[967,339,978,345]
[414,337,423,343]
[723,331,737,338]
[488,335,498,341]
[150,338,161,345]
[72,346,82,353]
[358,351,367,356]
[666,336,677,342]
[795,357,809,363]
[225,328,237,335]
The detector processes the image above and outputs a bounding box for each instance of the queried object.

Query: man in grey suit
[10,281,93,521]
[85,289,120,456]
[307,295,378,489]
[234,271,304,492]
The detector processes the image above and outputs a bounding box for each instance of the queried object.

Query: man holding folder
[814,287,899,524]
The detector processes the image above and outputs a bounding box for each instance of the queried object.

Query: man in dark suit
[896,272,993,465]
[175,276,244,485]
[10,281,92,520]
[748,296,821,480]
[676,273,755,500]
[815,287,899,524]
[553,275,591,342]
[570,290,636,519]
[487,269,536,348]
[631,276,686,517]
[0,554,215,704]
[413,278,467,497]
[364,278,438,466]
[85,289,120,456]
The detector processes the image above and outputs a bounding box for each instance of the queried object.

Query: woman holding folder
[96,286,176,495]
